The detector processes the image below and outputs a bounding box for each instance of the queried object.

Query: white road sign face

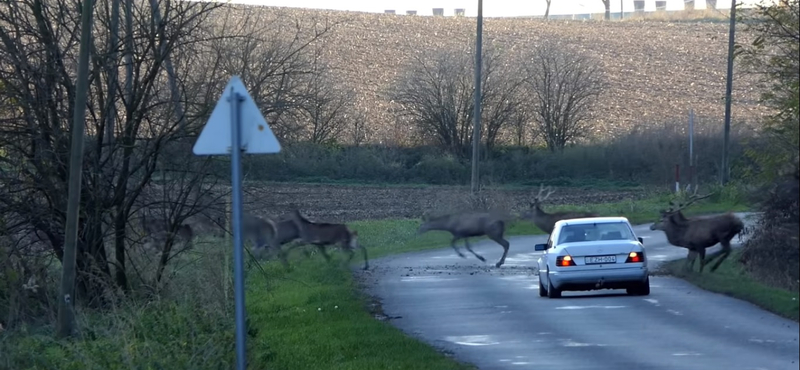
[193,75,282,156]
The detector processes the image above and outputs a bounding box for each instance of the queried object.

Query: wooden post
[57,0,95,339]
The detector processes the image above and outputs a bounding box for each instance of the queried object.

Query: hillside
[213,5,767,143]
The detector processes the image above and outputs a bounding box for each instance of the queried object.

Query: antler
[535,183,556,202]
[667,186,715,213]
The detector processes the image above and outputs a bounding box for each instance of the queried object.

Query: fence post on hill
[470,0,484,194]
[675,164,680,193]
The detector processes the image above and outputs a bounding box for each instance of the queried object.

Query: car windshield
[557,222,636,244]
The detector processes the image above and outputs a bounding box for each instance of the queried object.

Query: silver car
[534,216,650,298]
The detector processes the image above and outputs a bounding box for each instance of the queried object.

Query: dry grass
[210,5,768,144]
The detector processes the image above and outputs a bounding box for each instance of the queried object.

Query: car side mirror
[638,237,644,244]
[534,243,547,251]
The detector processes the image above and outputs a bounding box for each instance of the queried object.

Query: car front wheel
[538,279,547,297]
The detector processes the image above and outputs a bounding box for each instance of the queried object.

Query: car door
[538,235,556,281]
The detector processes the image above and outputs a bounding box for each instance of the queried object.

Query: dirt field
[213,5,768,144]
[241,182,651,222]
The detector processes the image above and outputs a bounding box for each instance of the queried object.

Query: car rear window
[558,222,636,244]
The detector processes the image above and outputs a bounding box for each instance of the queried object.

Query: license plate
[585,255,617,264]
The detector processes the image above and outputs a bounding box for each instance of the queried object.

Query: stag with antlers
[520,184,598,234]
[289,210,369,270]
[417,211,511,268]
[649,190,745,273]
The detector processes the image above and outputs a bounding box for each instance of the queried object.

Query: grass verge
[0,191,748,369]
[656,250,800,322]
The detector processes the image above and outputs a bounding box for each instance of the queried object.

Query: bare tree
[298,44,351,144]
[601,0,611,20]
[545,0,553,19]
[0,0,224,309]
[348,110,371,147]
[389,41,525,156]
[522,40,605,152]
[192,6,338,143]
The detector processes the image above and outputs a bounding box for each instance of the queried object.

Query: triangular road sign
[193,75,282,156]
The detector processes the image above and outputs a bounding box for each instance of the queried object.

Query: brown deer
[649,191,745,273]
[289,210,369,270]
[520,184,599,234]
[140,211,195,252]
[417,211,511,268]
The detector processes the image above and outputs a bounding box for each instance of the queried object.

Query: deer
[288,210,369,270]
[140,211,195,253]
[417,211,511,268]
[649,190,745,273]
[520,184,599,234]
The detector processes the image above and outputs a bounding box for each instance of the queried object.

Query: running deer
[140,211,195,252]
[649,190,744,273]
[417,211,511,268]
[241,213,310,269]
[289,210,369,270]
[520,184,598,234]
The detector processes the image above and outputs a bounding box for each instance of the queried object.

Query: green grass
[0,190,749,370]
[244,258,474,370]
[658,251,800,322]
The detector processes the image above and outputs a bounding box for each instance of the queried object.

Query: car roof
[554,216,631,228]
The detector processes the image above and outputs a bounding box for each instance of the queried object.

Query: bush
[740,174,800,291]
[194,116,758,188]
[0,238,236,369]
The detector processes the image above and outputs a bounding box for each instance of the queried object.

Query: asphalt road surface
[360,213,800,370]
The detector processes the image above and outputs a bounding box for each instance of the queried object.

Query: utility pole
[721,0,737,185]
[689,108,695,192]
[470,0,484,194]
[57,0,94,339]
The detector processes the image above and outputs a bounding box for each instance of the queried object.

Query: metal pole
[689,108,694,192]
[621,0,623,19]
[470,0,484,194]
[721,0,736,185]
[229,89,247,370]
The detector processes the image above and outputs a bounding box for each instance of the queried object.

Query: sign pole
[229,88,247,370]
[193,75,283,369]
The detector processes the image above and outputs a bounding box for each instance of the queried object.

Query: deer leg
[315,244,333,262]
[462,238,486,262]
[277,248,293,271]
[684,250,697,272]
[347,238,370,271]
[360,244,369,270]
[490,235,510,268]
[709,240,732,272]
[696,247,708,274]
[450,237,466,258]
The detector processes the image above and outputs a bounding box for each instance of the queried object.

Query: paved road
[360,213,800,370]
